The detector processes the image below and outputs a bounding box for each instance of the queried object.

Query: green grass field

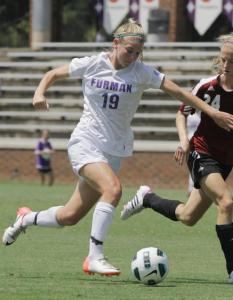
[0,182,232,300]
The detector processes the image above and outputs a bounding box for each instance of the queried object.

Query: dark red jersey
[180,75,233,165]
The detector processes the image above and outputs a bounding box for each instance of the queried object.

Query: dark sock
[216,223,233,275]
[143,193,182,221]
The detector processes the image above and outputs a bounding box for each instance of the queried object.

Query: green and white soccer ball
[131,247,169,285]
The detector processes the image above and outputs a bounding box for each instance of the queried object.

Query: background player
[35,129,54,186]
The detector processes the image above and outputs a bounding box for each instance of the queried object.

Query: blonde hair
[218,32,233,45]
[213,32,233,73]
[113,18,145,60]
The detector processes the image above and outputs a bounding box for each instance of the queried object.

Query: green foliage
[0,0,29,47]
[61,0,97,42]
[1,17,29,47]
[0,182,232,300]
[0,0,97,47]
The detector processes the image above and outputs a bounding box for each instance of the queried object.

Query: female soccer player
[121,33,233,282]
[3,20,233,277]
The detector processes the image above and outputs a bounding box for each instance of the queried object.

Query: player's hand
[174,142,189,165]
[174,146,185,165]
[213,111,233,131]
[33,95,49,111]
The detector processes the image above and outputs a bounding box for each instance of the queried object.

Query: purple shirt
[35,139,53,170]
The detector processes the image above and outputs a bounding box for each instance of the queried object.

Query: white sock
[88,201,115,260]
[22,206,63,227]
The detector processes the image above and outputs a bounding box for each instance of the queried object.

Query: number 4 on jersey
[204,94,220,110]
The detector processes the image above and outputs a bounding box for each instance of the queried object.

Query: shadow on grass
[170,277,228,285]
[75,277,175,287]
[6,272,227,286]
[4,273,175,287]
[74,274,176,287]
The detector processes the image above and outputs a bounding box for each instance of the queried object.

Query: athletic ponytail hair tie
[114,33,145,43]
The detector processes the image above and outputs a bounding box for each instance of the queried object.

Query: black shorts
[187,150,232,189]
[38,168,52,174]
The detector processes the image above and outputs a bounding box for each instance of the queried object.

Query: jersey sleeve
[179,78,207,116]
[179,103,195,116]
[137,63,165,89]
[69,55,97,79]
[191,78,208,98]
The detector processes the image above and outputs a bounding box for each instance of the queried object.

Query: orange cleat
[82,256,121,276]
[2,206,32,246]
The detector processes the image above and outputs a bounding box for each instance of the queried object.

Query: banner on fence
[94,0,159,34]
[139,0,159,33]
[223,0,233,26]
[103,0,128,34]
[187,0,223,35]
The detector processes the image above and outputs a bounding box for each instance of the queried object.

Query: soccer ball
[131,247,169,285]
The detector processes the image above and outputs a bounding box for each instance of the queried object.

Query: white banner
[103,0,128,34]
[139,0,159,33]
[194,0,222,35]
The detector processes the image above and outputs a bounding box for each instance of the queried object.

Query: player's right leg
[175,188,212,225]
[121,184,212,225]
[200,172,233,282]
[82,256,120,276]
[120,185,152,220]
[79,162,121,276]
[121,186,184,222]
[229,271,233,283]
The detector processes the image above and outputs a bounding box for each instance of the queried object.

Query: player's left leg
[2,178,100,245]
[40,171,45,185]
[48,170,54,186]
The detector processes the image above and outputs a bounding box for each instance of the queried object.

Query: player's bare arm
[33,64,69,111]
[174,110,189,165]
[161,78,233,131]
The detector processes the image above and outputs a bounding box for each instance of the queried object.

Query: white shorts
[68,138,122,176]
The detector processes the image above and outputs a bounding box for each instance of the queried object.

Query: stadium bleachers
[0,42,218,150]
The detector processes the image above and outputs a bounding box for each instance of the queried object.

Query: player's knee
[182,219,197,227]
[103,180,122,206]
[179,213,197,226]
[110,181,122,206]
[176,205,197,226]
[218,197,233,215]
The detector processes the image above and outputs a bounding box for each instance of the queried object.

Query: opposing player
[121,33,233,282]
[3,20,233,277]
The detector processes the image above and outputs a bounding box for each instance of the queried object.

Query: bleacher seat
[0,42,218,151]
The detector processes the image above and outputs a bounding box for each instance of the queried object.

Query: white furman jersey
[69,52,164,156]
